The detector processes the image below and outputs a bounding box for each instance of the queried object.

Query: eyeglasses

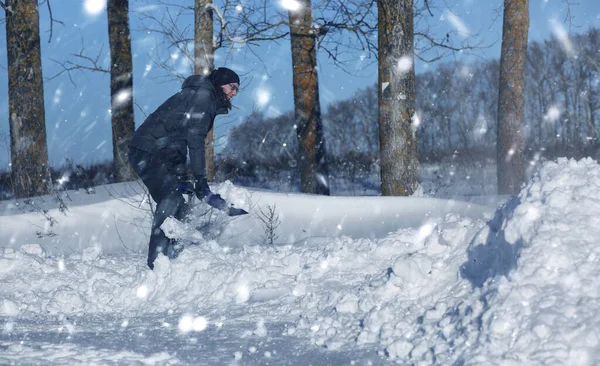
[228,84,239,92]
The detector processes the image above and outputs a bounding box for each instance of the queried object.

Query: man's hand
[192,176,247,216]
[194,176,226,210]
[178,180,195,195]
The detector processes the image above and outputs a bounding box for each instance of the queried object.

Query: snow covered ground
[1,158,599,365]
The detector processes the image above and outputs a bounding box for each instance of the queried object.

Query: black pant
[128,147,188,269]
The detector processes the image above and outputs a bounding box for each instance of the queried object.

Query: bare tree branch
[134,0,488,84]
[561,0,579,33]
[46,42,109,86]
[40,0,64,43]
[423,0,434,16]
[134,0,291,81]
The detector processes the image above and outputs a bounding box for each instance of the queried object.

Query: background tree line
[217,26,600,193]
[418,28,600,160]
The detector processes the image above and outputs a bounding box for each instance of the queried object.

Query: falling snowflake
[396,56,413,74]
[280,0,302,11]
[445,10,471,38]
[544,106,561,122]
[83,0,106,15]
[256,88,271,107]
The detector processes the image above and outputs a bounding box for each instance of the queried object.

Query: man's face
[221,83,239,100]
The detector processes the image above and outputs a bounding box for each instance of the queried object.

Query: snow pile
[288,214,483,353]
[402,158,600,364]
[285,158,600,364]
[0,215,483,318]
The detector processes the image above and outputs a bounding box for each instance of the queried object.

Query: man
[128,67,240,269]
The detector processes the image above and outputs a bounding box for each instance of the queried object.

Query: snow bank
[0,214,482,317]
[0,179,490,255]
[389,158,600,364]
[242,157,599,364]
[0,182,152,255]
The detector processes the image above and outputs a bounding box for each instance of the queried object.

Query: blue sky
[1,0,600,168]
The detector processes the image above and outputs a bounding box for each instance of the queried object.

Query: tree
[107,0,136,182]
[288,0,329,195]
[194,0,216,181]
[497,0,529,195]
[581,29,600,144]
[526,41,551,148]
[377,0,419,196]
[2,0,50,198]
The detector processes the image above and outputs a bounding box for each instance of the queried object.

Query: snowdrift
[295,158,600,364]
[326,157,600,364]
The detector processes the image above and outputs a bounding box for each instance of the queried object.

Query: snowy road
[1,314,387,365]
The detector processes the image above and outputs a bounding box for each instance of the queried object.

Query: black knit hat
[209,67,240,87]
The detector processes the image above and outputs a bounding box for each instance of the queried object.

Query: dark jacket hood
[181,75,231,114]
[181,75,212,90]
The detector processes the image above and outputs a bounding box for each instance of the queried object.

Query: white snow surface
[1,158,599,364]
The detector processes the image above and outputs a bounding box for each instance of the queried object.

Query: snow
[444,10,471,39]
[279,0,303,12]
[1,158,600,364]
[83,0,106,16]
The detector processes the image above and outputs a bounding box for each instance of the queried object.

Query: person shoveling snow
[127,67,246,269]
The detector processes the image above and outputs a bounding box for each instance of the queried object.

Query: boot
[147,192,185,269]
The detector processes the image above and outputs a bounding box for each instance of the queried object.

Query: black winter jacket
[129,75,229,177]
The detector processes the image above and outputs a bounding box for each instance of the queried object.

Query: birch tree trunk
[5,0,50,198]
[289,0,330,195]
[497,0,529,194]
[377,0,419,196]
[194,0,216,181]
[107,0,136,182]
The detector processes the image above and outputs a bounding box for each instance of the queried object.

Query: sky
[1,0,600,169]
[1,154,599,364]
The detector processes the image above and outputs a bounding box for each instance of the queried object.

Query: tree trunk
[538,77,547,147]
[194,0,216,181]
[288,0,330,195]
[587,78,598,143]
[563,81,572,148]
[107,0,136,182]
[377,0,419,196]
[497,0,529,195]
[5,0,50,198]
